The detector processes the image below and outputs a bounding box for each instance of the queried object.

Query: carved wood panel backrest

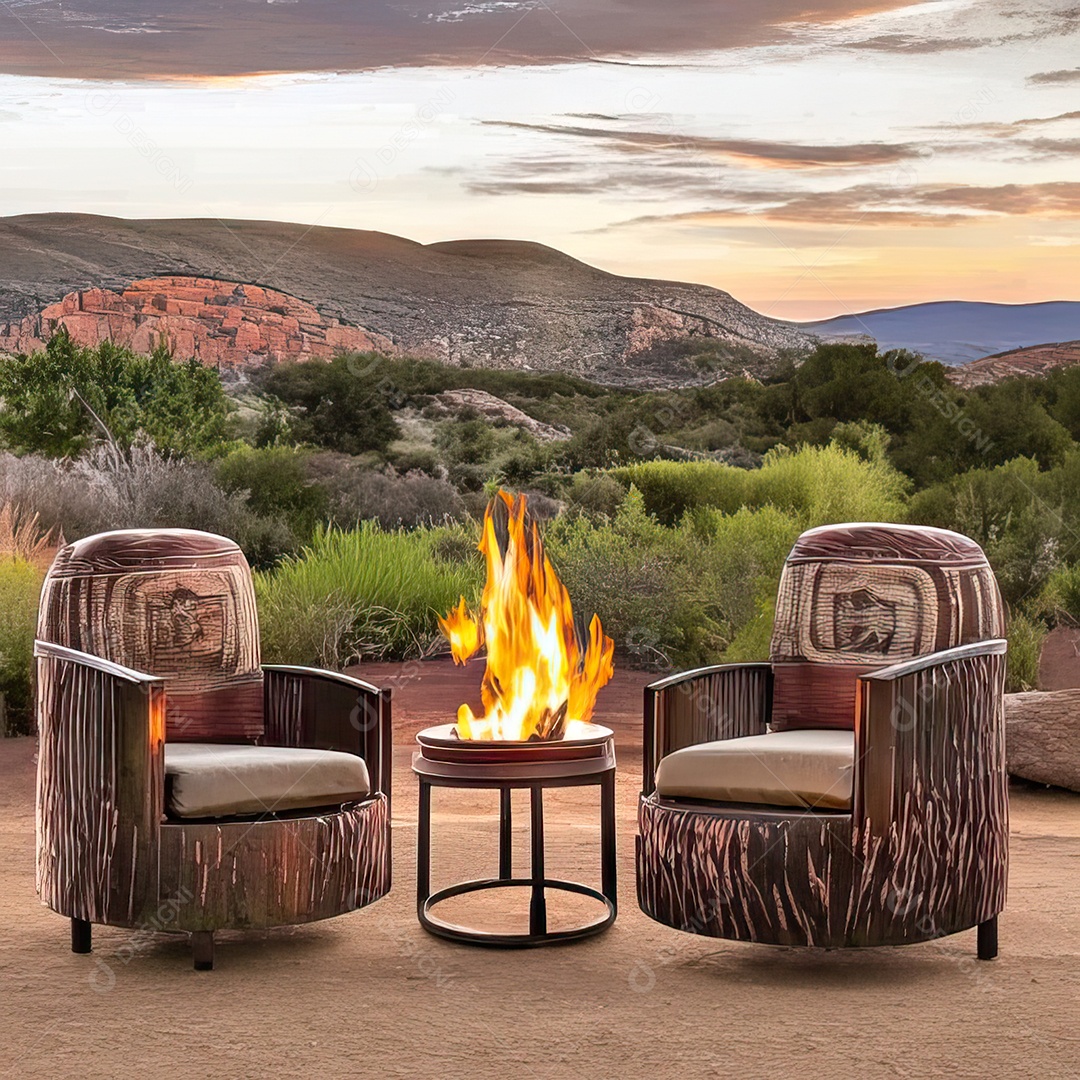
[38,529,264,741]
[769,523,1004,731]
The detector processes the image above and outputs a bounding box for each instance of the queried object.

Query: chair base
[637,794,1007,950]
[191,931,214,970]
[977,917,998,961]
[71,917,92,954]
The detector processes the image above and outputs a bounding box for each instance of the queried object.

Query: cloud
[1028,68,1080,84]
[847,33,1000,53]
[482,120,923,168]
[598,181,1080,230]
[1019,137,1080,158]
[0,0,936,79]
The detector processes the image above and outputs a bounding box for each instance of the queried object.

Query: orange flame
[438,490,615,741]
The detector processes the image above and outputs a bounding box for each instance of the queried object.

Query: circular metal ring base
[419,877,616,948]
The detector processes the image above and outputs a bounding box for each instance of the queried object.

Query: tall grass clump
[256,522,483,668]
[0,557,42,735]
[1006,612,1046,693]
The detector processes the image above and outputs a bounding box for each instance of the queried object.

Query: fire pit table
[413,723,617,947]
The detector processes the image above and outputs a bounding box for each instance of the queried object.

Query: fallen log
[1005,689,1080,793]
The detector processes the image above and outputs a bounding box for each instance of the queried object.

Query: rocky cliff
[0,277,392,365]
[0,214,810,387]
[948,340,1080,388]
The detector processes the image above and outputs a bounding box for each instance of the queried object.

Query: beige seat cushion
[655,729,854,810]
[165,743,370,819]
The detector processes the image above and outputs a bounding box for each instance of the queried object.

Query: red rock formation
[0,276,395,365]
[949,340,1080,388]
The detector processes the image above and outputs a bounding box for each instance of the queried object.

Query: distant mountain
[0,214,810,388]
[949,341,1080,388]
[804,301,1080,366]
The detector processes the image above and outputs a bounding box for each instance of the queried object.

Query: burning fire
[438,490,615,741]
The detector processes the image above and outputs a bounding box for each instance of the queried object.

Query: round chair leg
[977,917,998,961]
[71,918,92,954]
[191,931,214,971]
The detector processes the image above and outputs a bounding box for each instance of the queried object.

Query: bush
[908,457,1060,607]
[545,491,800,667]
[686,504,803,647]
[1006,613,1047,693]
[609,460,749,524]
[1036,563,1080,626]
[0,558,42,734]
[545,490,709,666]
[256,356,399,454]
[214,445,329,541]
[0,329,233,457]
[255,523,483,667]
[324,467,467,529]
[611,443,908,527]
[0,446,296,569]
[565,473,627,519]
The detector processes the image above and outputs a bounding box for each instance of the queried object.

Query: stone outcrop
[0,276,393,366]
[429,389,571,442]
[1005,690,1080,792]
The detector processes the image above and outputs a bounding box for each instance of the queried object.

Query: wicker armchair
[637,523,1008,957]
[35,529,392,970]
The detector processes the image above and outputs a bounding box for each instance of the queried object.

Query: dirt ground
[2,659,1079,1079]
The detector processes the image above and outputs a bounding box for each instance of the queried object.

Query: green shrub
[214,445,329,541]
[686,504,803,645]
[748,443,908,524]
[1033,563,1080,628]
[255,523,482,667]
[908,457,1060,607]
[610,444,908,527]
[257,355,399,455]
[544,491,802,667]
[544,489,709,666]
[1006,613,1047,693]
[0,558,42,735]
[0,329,233,457]
[723,595,776,663]
[565,472,627,518]
[609,460,750,524]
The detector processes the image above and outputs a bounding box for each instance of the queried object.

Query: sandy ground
[2,659,1079,1079]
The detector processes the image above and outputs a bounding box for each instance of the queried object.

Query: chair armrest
[855,640,1008,838]
[262,665,392,810]
[643,663,773,795]
[34,640,166,923]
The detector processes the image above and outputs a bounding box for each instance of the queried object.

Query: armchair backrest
[769,523,1004,731]
[38,529,264,742]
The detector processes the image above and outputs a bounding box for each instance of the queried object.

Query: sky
[1,0,1078,319]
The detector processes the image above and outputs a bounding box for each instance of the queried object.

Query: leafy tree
[0,328,232,457]
[213,445,329,541]
[257,355,398,455]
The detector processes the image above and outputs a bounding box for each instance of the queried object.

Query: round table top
[412,722,616,782]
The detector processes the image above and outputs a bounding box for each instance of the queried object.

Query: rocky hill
[0,214,810,388]
[949,341,1080,388]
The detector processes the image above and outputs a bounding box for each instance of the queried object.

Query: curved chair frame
[637,641,1008,955]
[36,641,392,968]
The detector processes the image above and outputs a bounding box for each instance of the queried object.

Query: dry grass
[0,502,61,565]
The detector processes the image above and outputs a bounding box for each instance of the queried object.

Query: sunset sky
[1,0,1078,319]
